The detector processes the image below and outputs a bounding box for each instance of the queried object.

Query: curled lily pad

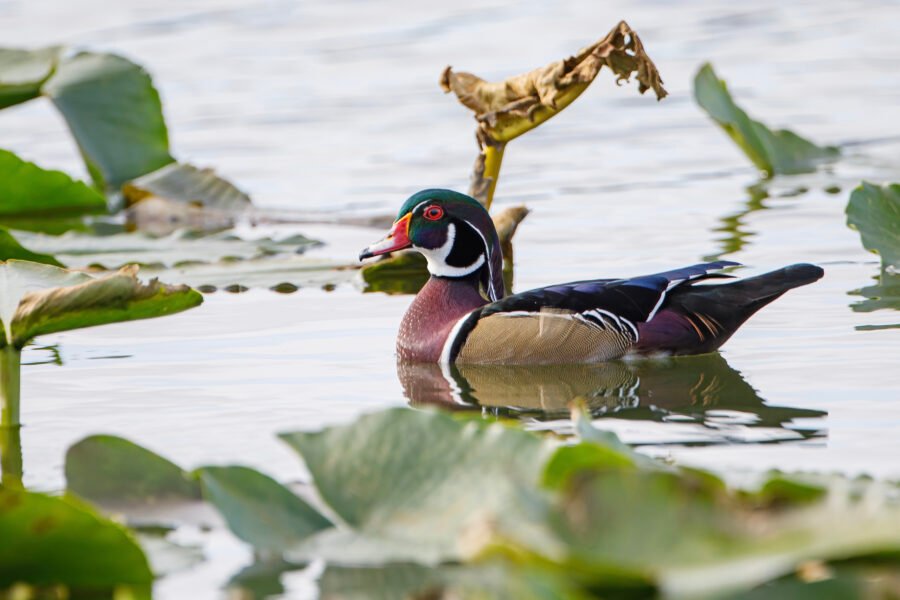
[0,261,202,348]
[123,162,253,236]
[43,52,174,189]
[694,64,839,177]
[441,21,667,146]
[0,46,60,109]
[0,148,107,218]
[846,181,900,271]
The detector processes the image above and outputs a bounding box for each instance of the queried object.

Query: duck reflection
[397,354,825,441]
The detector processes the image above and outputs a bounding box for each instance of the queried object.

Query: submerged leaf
[694,64,839,176]
[43,52,174,189]
[846,181,900,271]
[441,21,667,145]
[197,466,332,553]
[0,46,60,109]
[0,260,202,347]
[14,229,321,271]
[0,148,107,218]
[0,487,152,588]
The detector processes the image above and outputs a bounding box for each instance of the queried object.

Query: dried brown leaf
[441,21,667,145]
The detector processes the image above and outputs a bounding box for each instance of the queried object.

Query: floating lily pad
[0,261,202,348]
[0,487,152,590]
[0,46,60,109]
[846,181,900,271]
[14,229,321,271]
[694,64,839,176]
[43,52,174,189]
[0,149,107,218]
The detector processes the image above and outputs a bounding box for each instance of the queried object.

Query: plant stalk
[0,425,23,488]
[482,143,505,211]
[0,345,21,428]
[0,345,22,487]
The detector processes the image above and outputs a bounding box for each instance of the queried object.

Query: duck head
[360,189,505,301]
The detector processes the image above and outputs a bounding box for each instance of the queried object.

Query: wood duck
[360,189,824,364]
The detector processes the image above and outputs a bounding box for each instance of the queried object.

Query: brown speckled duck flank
[397,273,486,362]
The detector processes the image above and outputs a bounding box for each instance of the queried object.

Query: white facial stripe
[416,223,486,277]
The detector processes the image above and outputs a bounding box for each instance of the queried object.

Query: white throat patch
[415,223,485,277]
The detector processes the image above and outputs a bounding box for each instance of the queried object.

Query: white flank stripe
[440,311,475,364]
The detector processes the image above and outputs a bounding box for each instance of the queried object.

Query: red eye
[423,205,444,221]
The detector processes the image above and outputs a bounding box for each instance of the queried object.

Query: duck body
[360,189,824,365]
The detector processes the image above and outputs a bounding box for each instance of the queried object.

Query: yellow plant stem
[0,345,21,428]
[482,142,506,211]
[0,345,22,487]
[0,424,23,488]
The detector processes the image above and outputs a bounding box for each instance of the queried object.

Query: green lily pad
[43,52,174,189]
[0,46,60,109]
[279,408,557,563]
[319,563,591,600]
[66,435,201,505]
[846,181,900,271]
[0,487,152,589]
[0,227,62,266]
[0,149,107,218]
[523,461,900,598]
[197,466,332,553]
[694,64,839,176]
[0,260,202,348]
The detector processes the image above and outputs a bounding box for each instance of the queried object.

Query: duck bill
[359,213,413,260]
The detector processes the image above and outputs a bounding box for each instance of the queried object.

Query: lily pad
[0,261,202,348]
[279,408,557,564]
[0,148,107,218]
[14,229,322,271]
[197,466,332,553]
[694,64,839,176]
[0,487,152,589]
[0,227,62,266]
[846,181,900,271]
[66,435,201,506]
[43,52,174,189]
[124,162,251,213]
[0,46,60,109]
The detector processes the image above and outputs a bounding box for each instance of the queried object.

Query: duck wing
[443,261,738,364]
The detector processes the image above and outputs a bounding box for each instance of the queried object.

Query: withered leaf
[441,21,667,145]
